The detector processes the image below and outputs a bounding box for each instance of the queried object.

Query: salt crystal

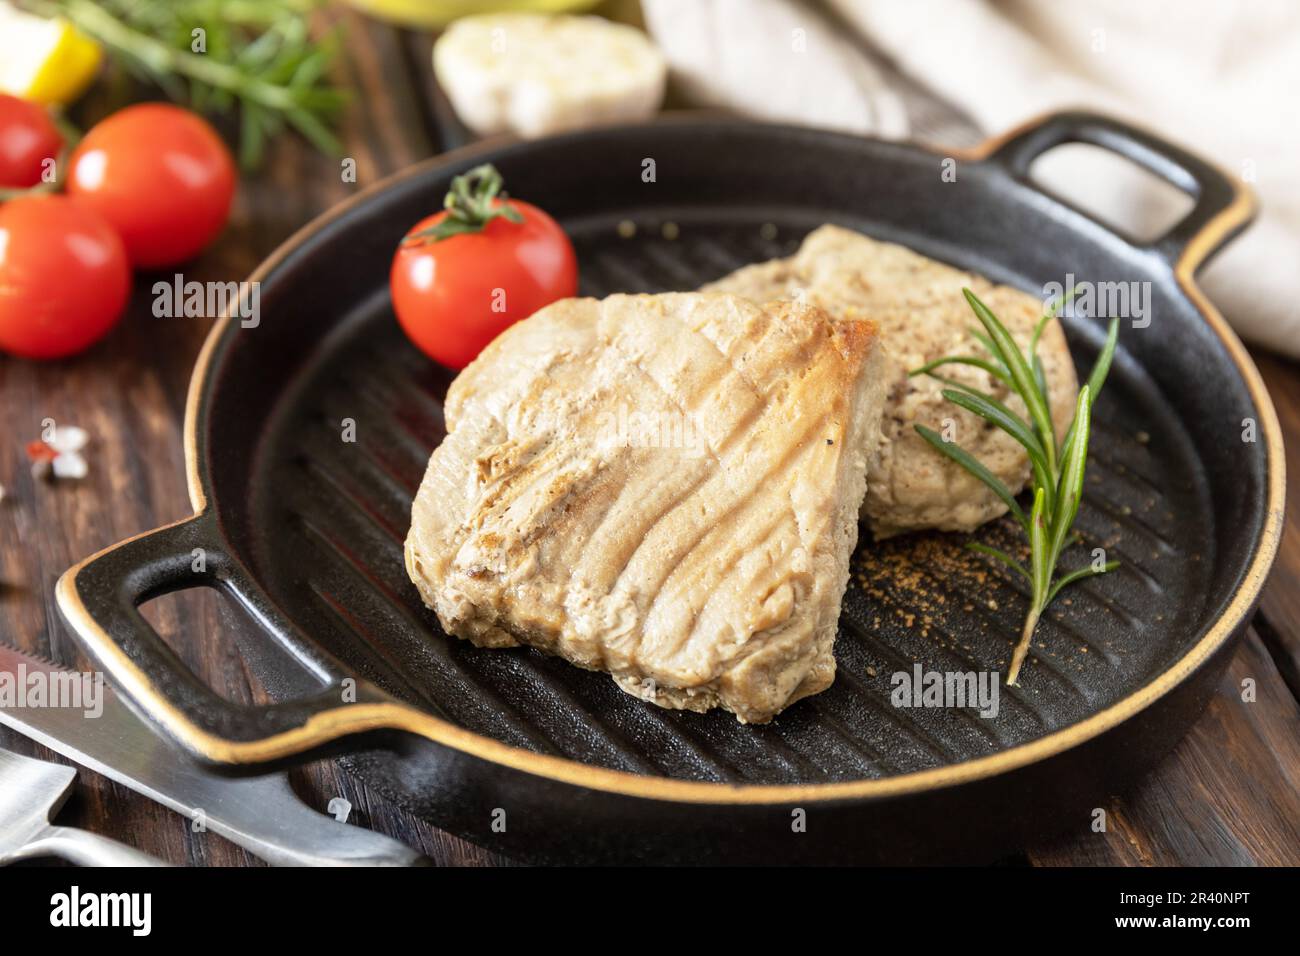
[48,425,89,454]
[52,453,88,480]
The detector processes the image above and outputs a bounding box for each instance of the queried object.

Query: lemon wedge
[0,2,102,106]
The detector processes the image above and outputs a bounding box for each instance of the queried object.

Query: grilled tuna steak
[405,292,886,723]
[704,225,1079,538]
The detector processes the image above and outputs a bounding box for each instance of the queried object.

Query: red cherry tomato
[391,196,578,369]
[0,94,62,189]
[67,103,235,268]
[0,195,131,359]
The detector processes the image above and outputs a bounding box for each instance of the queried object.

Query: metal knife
[0,747,169,866]
[0,642,427,866]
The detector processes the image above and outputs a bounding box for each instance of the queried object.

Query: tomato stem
[403,164,523,245]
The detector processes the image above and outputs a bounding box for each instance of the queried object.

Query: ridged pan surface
[199,122,1262,788]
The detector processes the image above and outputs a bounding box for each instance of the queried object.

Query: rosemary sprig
[24,0,345,169]
[912,289,1121,685]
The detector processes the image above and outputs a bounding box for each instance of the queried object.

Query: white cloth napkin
[640,0,909,138]
[642,0,1300,357]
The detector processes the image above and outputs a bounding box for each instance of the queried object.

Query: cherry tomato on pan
[0,195,131,359]
[0,93,62,189]
[68,103,235,268]
[390,164,577,369]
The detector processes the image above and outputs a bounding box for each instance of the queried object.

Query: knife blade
[0,642,427,867]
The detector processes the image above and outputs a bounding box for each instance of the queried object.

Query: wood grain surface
[0,9,1295,867]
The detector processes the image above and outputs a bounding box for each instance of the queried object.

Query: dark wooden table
[1,10,1296,867]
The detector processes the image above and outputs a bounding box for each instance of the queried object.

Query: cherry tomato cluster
[0,97,236,359]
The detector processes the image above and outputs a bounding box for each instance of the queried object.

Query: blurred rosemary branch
[24,0,346,168]
[912,289,1121,686]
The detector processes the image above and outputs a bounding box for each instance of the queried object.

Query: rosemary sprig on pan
[912,288,1121,686]
[24,0,345,169]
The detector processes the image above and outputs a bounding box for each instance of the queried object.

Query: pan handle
[56,514,411,768]
[984,110,1254,270]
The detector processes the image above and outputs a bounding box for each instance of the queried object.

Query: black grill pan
[57,113,1284,863]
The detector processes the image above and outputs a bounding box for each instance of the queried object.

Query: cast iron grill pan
[247,220,1211,784]
[60,115,1276,862]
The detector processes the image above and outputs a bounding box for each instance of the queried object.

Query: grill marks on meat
[406,292,886,722]
[704,225,1079,538]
